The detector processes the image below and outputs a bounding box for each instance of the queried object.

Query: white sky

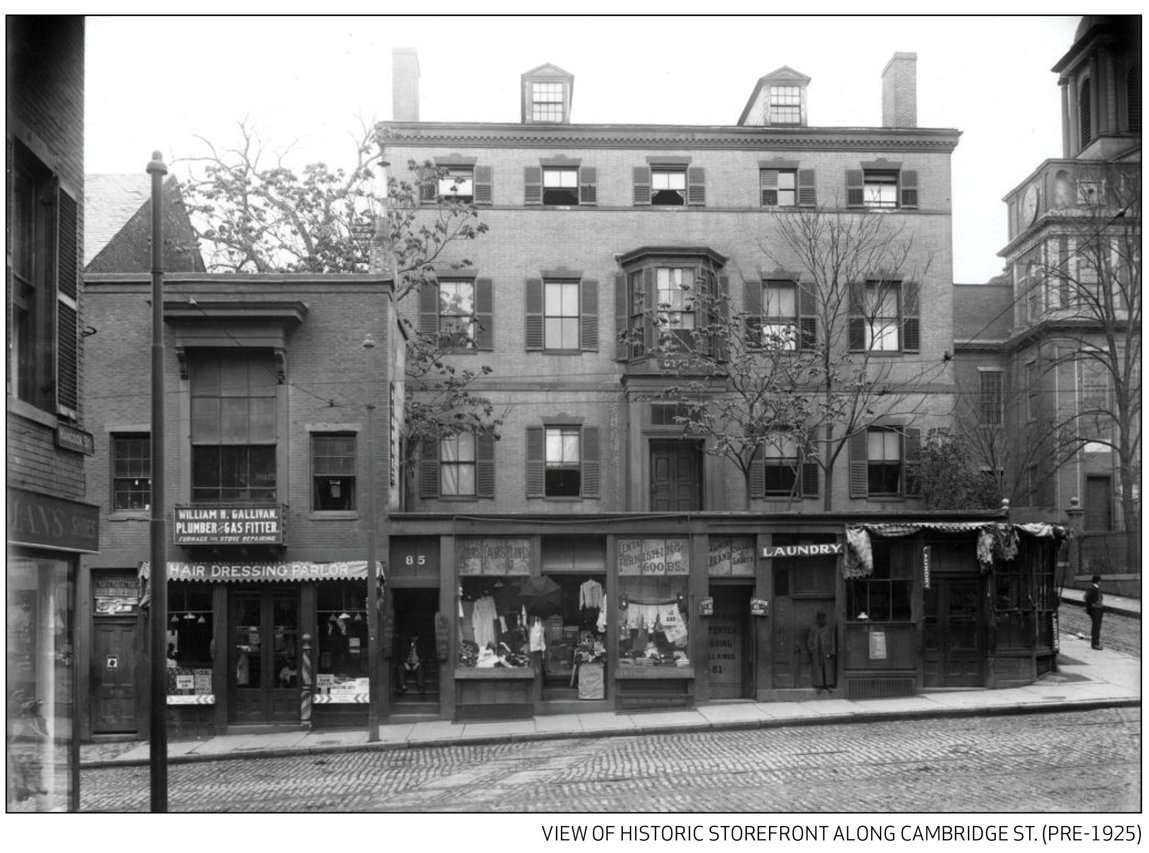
[85,14,1086,283]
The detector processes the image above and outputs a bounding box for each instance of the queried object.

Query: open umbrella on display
[518,576,563,618]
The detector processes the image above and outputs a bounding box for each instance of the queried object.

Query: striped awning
[141,560,385,583]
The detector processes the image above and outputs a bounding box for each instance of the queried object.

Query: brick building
[78,272,399,739]
[955,15,1140,595]
[375,48,1064,720]
[6,15,93,811]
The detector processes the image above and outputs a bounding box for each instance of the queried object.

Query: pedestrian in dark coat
[807,611,837,691]
[1084,575,1105,650]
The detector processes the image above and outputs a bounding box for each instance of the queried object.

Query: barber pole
[300,633,313,730]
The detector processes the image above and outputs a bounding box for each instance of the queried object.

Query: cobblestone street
[81,707,1140,813]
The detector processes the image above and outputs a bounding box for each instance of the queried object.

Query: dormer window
[769,86,801,124]
[532,82,564,121]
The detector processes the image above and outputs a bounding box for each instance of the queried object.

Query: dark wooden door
[91,620,138,734]
[708,586,752,699]
[923,578,984,687]
[650,440,702,511]
[230,588,299,724]
[1085,476,1113,531]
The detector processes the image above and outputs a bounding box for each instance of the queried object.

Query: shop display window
[617,538,691,667]
[317,582,369,695]
[457,577,531,668]
[7,557,76,812]
[538,574,607,691]
[846,539,912,622]
[994,550,1036,649]
[166,582,214,696]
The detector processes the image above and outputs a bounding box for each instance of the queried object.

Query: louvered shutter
[902,427,921,497]
[420,170,436,203]
[848,431,869,498]
[418,283,440,337]
[525,278,544,350]
[614,273,629,362]
[474,278,494,351]
[744,279,763,343]
[55,184,79,417]
[633,166,651,205]
[801,460,820,498]
[580,279,599,351]
[526,426,545,497]
[798,281,817,350]
[760,169,779,206]
[420,438,440,498]
[476,431,496,498]
[581,426,600,498]
[899,170,918,209]
[687,167,706,206]
[749,447,765,499]
[641,267,656,354]
[579,167,597,205]
[847,282,866,351]
[474,165,493,205]
[797,169,817,207]
[901,281,920,352]
[846,170,865,208]
[524,166,542,205]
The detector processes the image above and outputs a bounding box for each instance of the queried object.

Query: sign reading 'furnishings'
[173,504,284,545]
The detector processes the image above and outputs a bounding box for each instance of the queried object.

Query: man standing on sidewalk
[1084,575,1104,650]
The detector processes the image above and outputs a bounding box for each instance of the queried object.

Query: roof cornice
[379,121,961,152]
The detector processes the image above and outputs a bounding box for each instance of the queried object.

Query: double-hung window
[542,168,579,205]
[438,166,474,202]
[760,169,797,207]
[419,277,494,351]
[769,85,801,125]
[190,351,278,503]
[544,427,582,497]
[312,433,356,511]
[526,424,601,499]
[532,82,564,121]
[440,432,477,497]
[763,435,800,496]
[762,281,798,351]
[111,433,151,511]
[978,370,1004,426]
[849,280,918,353]
[865,281,900,351]
[849,427,921,499]
[863,171,899,209]
[544,280,581,350]
[651,166,687,205]
[438,280,476,346]
[847,166,918,210]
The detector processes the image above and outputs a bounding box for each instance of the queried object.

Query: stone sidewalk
[82,628,1140,769]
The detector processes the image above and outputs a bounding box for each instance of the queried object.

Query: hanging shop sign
[55,422,95,455]
[750,598,769,616]
[699,597,714,617]
[457,538,530,575]
[173,504,284,545]
[7,486,100,553]
[167,560,383,582]
[93,570,140,615]
[708,537,756,576]
[617,538,690,576]
[922,545,932,590]
[761,543,843,559]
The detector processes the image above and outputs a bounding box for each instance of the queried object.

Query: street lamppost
[363,332,381,742]
[146,150,169,812]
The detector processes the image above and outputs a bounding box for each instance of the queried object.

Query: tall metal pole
[363,334,380,742]
[146,151,168,812]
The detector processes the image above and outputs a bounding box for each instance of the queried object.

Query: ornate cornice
[378,122,961,153]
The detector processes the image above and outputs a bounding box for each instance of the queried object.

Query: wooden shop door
[650,440,703,511]
[708,586,753,699]
[91,620,138,734]
[923,578,984,687]
[230,588,300,724]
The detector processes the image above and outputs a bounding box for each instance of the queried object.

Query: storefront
[7,486,100,812]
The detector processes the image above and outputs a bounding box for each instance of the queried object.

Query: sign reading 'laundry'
[760,543,844,558]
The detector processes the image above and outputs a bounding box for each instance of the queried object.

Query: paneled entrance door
[230,588,299,724]
[923,578,984,687]
[91,620,137,734]
[770,544,837,690]
[650,440,702,511]
[708,586,753,699]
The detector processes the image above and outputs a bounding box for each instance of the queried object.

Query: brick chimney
[392,48,420,121]
[882,52,917,128]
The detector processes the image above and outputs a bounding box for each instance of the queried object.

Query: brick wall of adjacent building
[7,15,87,501]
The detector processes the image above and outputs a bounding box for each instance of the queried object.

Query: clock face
[1022,185,1039,224]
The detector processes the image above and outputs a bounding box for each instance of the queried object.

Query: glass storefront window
[617,538,690,667]
[846,539,912,622]
[317,582,369,692]
[167,582,214,696]
[457,577,531,667]
[7,556,75,812]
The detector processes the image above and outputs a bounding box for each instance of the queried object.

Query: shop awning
[141,560,385,583]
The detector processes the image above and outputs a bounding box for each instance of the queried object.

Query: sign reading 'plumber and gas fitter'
[760,543,844,558]
[173,504,284,545]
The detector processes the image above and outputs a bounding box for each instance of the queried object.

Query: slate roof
[84,174,153,265]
